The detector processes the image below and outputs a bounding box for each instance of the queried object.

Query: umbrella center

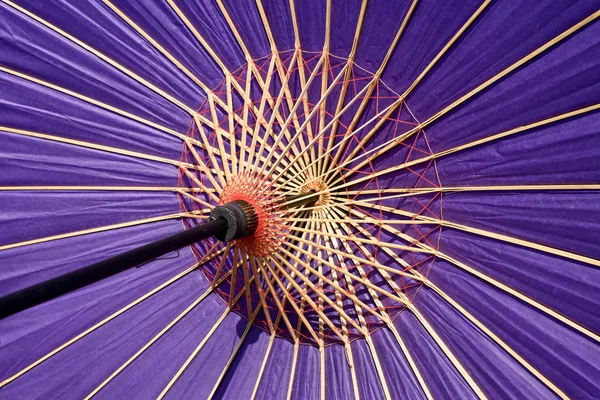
[218,172,288,257]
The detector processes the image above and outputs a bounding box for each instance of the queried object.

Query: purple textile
[0,0,599,399]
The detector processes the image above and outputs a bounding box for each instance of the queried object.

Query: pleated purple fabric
[1,0,599,399]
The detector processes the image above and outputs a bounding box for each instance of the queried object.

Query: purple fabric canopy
[1,0,599,399]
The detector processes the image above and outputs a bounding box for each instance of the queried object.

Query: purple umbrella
[1,0,599,398]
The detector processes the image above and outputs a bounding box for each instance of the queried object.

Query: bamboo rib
[437,252,600,344]
[213,0,313,176]
[410,304,488,399]
[207,96,232,181]
[270,252,354,340]
[157,275,265,400]
[316,0,332,177]
[258,53,329,177]
[193,113,228,188]
[206,308,262,400]
[345,201,600,343]
[156,308,230,400]
[254,0,315,173]
[277,244,392,323]
[338,102,600,192]
[286,342,300,400]
[271,250,348,341]
[331,8,600,187]
[0,126,192,167]
[326,0,419,173]
[0,65,186,139]
[238,251,252,320]
[318,217,393,400]
[84,268,234,399]
[249,255,276,333]
[249,334,275,400]
[345,183,600,195]
[322,0,369,174]
[420,275,569,399]
[2,0,195,115]
[255,258,298,339]
[183,138,223,194]
[0,245,224,388]
[0,211,207,252]
[288,224,434,255]
[108,0,307,181]
[181,167,222,204]
[264,255,321,344]
[355,196,600,269]
[0,186,197,192]
[332,0,492,178]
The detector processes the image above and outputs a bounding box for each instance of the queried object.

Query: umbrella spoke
[409,304,488,400]
[0,126,193,168]
[336,102,600,192]
[2,0,196,115]
[84,267,235,399]
[0,211,207,252]
[329,8,600,187]
[0,65,186,138]
[420,275,570,399]
[0,244,225,389]
[325,0,419,174]
[318,215,394,400]
[346,202,600,344]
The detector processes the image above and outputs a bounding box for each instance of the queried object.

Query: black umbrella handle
[0,218,228,320]
[0,192,318,320]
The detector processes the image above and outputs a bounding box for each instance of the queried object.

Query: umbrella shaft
[0,218,228,320]
[0,191,319,319]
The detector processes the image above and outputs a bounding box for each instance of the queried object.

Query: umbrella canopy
[1,0,599,399]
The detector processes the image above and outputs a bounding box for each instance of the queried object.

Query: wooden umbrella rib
[271,249,345,339]
[156,308,230,400]
[332,7,599,186]
[0,211,208,252]
[84,268,235,399]
[289,224,434,255]
[206,307,263,400]
[255,258,298,339]
[249,255,276,333]
[420,276,570,399]
[326,0,420,172]
[334,0,493,177]
[323,0,369,169]
[206,96,233,182]
[193,114,228,187]
[336,102,600,191]
[0,66,186,139]
[319,217,394,400]
[410,304,488,400]
[265,255,322,343]
[249,334,275,400]
[183,138,223,194]
[0,245,225,388]
[349,201,600,344]
[215,1,321,182]
[167,0,309,175]
[158,277,262,400]
[259,54,329,177]
[278,244,391,324]
[286,342,300,400]
[0,126,191,167]
[181,166,222,204]
[271,252,353,340]
[316,0,332,177]
[3,0,196,115]
[0,186,195,192]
